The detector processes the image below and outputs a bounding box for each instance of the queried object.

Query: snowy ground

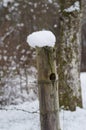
[0,73,86,130]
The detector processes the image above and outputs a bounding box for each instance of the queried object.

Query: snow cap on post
[27,30,56,48]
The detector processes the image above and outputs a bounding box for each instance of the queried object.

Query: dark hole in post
[49,73,56,81]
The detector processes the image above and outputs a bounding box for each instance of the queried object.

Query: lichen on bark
[57,0,82,111]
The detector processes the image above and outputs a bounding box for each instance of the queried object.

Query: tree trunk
[81,0,86,71]
[58,0,82,111]
[36,47,61,130]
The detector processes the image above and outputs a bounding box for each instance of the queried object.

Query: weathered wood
[36,47,61,130]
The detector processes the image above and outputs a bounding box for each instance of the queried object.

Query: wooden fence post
[36,46,61,130]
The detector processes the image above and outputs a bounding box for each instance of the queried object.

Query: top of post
[27,30,56,48]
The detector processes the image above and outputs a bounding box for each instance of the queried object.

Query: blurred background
[0,0,85,105]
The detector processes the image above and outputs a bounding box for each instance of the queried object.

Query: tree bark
[81,0,86,71]
[58,0,82,111]
[36,47,61,130]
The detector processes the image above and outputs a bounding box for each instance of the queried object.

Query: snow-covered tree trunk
[81,0,86,71]
[58,0,82,111]
[82,0,86,22]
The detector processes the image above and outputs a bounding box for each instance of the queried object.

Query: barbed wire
[0,107,39,114]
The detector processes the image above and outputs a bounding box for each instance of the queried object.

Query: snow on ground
[0,100,40,130]
[0,73,86,130]
[80,73,86,108]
